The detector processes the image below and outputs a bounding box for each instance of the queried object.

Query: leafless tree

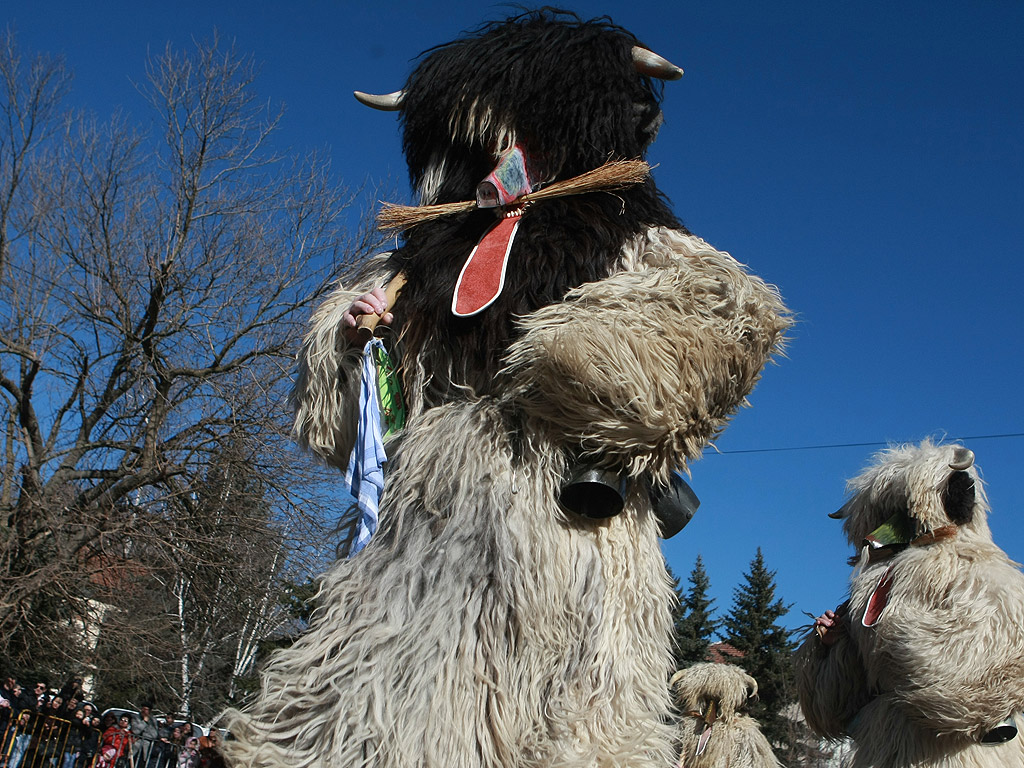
[0,30,367,704]
[89,435,303,719]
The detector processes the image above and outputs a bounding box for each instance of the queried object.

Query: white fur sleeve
[794,630,871,740]
[877,554,1024,738]
[290,255,393,468]
[500,228,790,480]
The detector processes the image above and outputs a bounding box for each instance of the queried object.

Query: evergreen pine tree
[720,548,799,761]
[673,555,717,667]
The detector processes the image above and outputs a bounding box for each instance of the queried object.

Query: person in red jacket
[96,715,134,768]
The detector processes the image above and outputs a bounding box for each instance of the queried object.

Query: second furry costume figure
[226,10,789,768]
[671,663,782,768]
[796,441,1024,768]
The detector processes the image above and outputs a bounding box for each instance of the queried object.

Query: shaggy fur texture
[226,10,789,768]
[795,441,1024,768]
[671,663,782,768]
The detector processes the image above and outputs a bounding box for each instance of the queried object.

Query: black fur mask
[376,9,684,403]
[401,9,668,204]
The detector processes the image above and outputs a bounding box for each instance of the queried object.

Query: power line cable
[709,432,1024,456]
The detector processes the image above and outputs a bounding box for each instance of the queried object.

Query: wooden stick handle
[355,272,407,340]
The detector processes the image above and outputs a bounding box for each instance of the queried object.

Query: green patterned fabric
[372,342,406,440]
[864,510,915,549]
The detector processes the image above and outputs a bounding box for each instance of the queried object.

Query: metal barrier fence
[1,713,76,768]
[1,719,190,768]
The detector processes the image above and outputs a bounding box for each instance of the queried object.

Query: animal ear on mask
[943,469,976,525]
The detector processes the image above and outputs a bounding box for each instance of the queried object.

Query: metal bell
[980,717,1018,745]
[649,470,700,539]
[559,466,626,519]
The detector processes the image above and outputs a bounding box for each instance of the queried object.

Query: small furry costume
[671,663,782,768]
[795,441,1024,768]
[225,10,788,768]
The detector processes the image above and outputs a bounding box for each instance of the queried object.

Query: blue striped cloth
[342,338,388,556]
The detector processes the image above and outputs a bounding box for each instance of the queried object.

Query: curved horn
[745,674,759,700]
[949,447,975,471]
[829,505,849,520]
[353,90,405,111]
[632,46,684,80]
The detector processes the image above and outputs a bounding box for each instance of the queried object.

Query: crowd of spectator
[0,677,224,768]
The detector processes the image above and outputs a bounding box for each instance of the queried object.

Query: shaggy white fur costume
[795,441,1024,768]
[223,225,787,768]
[671,663,782,768]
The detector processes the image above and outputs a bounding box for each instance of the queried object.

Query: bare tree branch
[0,31,371,716]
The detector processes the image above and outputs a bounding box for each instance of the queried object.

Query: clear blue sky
[10,1,1024,632]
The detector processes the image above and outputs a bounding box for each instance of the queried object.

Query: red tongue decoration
[451,211,522,317]
[862,565,895,627]
[695,724,713,756]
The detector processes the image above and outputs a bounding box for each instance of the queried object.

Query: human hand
[342,288,393,329]
[813,608,846,647]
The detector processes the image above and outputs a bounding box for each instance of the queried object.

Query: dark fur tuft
[943,470,976,525]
